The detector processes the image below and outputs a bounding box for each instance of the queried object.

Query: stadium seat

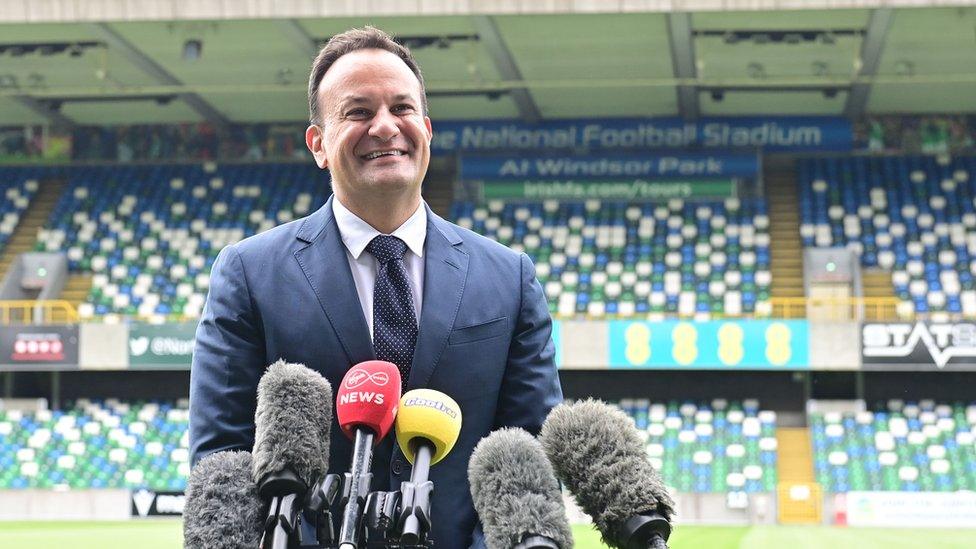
[799,156,976,317]
[451,198,772,319]
[0,400,191,491]
[618,398,777,493]
[810,400,976,492]
[7,163,329,321]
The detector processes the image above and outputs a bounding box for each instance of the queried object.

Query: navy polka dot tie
[366,235,417,390]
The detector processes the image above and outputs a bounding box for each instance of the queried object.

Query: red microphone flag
[335,360,401,443]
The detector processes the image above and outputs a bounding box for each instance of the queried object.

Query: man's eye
[393,104,415,114]
[346,109,370,118]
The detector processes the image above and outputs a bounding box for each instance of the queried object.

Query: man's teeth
[364,150,404,159]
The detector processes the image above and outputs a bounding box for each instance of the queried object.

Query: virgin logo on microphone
[344,369,390,389]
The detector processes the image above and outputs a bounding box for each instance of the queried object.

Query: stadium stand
[20,163,328,320]
[621,398,778,493]
[0,399,190,491]
[450,198,772,318]
[798,155,976,318]
[810,400,976,493]
[0,398,777,494]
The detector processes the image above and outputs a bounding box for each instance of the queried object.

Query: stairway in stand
[863,269,896,299]
[776,426,822,524]
[765,157,805,316]
[422,156,457,219]
[0,179,91,311]
[777,427,815,484]
[0,180,64,280]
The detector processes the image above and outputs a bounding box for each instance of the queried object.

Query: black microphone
[468,428,574,549]
[183,450,265,549]
[540,399,675,549]
[252,360,334,549]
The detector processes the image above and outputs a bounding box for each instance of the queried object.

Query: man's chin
[362,175,420,192]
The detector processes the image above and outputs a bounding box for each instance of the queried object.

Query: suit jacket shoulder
[229,202,330,260]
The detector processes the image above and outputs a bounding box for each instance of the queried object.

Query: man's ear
[305,125,328,169]
[424,116,433,141]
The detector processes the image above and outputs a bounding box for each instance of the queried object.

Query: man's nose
[368,107,400,142]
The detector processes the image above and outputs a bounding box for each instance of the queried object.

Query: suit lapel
[408,208,468,390]
[294,196,375,366]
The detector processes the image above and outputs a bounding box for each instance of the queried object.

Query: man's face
[307,49,432,203]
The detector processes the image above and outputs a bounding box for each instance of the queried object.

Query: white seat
[724,292,742,316]
[909,280,928,297]
[709,280,726,297]
[678,292,695,316]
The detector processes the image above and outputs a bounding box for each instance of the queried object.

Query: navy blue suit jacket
[189,196,563,548]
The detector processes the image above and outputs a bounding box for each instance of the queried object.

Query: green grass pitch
[0,521,973,548]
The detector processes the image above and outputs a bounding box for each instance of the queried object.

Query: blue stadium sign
[432,117,851,153]
[461,152,759,181]
[607,320,810,369]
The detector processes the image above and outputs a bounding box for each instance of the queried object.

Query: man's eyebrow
[339,95,371,105]
[339,93,416,105]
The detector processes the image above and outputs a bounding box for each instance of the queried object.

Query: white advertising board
[846,491,976,527]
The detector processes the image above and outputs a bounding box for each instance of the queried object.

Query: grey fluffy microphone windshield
[184,450,265,549]
[539,399,675,548]
[252,359,333,488]
[468,428,574,549]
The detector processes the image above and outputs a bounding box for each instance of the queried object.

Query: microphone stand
[304,473,342,547]
[397,443,433,545]
[338,428,375,549]
[617,512,671,549]
[513,535,560,549]
[259,469,307,549]
[362,489,435,548]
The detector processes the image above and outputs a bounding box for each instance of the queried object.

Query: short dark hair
[307,26,428,125]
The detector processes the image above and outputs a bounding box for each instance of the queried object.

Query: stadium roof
[1,3,975,126]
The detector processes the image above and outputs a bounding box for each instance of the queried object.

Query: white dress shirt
[332,198,426,339]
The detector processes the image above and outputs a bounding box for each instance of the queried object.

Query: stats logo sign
[861,322,976,370]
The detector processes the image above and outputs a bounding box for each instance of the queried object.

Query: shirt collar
[332,197,427,259]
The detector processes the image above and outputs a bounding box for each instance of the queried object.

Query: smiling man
[189,27,563,548]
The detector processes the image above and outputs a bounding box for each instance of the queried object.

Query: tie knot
[366,235,408,264]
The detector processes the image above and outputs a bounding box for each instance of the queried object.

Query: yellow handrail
[768,296,902,321]
[552,296,906,321]
[0,297,909,324]
[0,300,79,325]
